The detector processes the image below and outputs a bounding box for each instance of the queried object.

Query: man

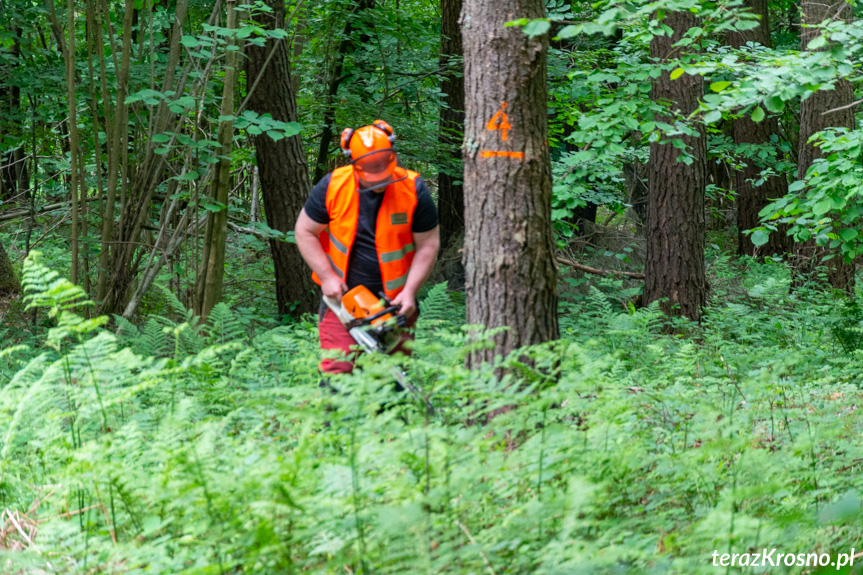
[295,120,440,374]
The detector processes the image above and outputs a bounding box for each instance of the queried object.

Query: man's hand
[321,275,348,300]
[391,290,417,319]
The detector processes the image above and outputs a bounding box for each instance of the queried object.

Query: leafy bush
[1,253,863,574]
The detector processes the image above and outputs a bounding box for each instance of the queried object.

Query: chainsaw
[323,285,432,413]
[322,285,406,354]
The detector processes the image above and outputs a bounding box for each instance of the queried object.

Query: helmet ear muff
[340,128,355,157]
[372,120,396,144]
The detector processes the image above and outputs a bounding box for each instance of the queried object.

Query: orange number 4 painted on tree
[481,102,524,159]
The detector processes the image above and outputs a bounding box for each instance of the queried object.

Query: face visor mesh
[352,148,397,183]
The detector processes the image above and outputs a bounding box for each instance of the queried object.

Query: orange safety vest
[311,165,419,298]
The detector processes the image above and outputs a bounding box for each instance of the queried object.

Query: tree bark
[437,0,464,251]
[461,0,559,368]
[0,28,27,204]
[195,0,238,320]
[727,0,791,257]
[791,0,855,290]
[0,242,20,296]
[245,0,318,319]
[644,11,707,321]
[62,0,81,285]
[98,0,189,315]
[95,0,134,302]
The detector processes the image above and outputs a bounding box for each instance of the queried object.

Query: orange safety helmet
[340,120,398,184]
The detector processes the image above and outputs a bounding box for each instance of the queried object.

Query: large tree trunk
[245,0,318,319]
[644,11,707,321]
[791,0,855,290]
[461,0,559,368]
[727,0,791,257]
[437,0,464,251]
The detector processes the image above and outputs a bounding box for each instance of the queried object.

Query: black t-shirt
[304,172,439,296]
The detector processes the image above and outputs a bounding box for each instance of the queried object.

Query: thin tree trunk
[312,0,374,183]
[727,0,791,257]
[96,0,134,301]
[249,166,260,223]
[791,0,855,290]
[437,0,464,251]
[290,4,306,96]
[195,0,238,319]
[98,0,191,315]
[644,11,707,320]
[462,0,559,368]
[49,0,82,284]
[0,29,27,204]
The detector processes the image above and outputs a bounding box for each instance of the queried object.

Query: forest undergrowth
[1,251,863,574]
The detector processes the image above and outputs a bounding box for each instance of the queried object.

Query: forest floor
[1,241,863,573]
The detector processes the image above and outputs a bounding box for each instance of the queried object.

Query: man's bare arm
[295,209,347,299]
[391,226,440,317]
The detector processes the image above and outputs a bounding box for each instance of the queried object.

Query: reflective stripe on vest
[311,165,419,298]
[328,231,349,255]
[326,254,344,278]
[385,273,409,292]
[380,243,415,263]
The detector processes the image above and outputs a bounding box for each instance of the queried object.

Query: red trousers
[319,308,417,374]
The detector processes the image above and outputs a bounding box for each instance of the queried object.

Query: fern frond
[22,251,92,317]
[206,302,246,345]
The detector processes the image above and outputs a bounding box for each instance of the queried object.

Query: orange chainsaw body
[341,285,395,328]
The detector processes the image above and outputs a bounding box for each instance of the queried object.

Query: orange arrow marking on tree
[481,150,525,159]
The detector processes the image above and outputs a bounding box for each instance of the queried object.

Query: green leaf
[839,228,858,241]
[751,229,769,247]
[282,122,302,137]
[180,35,200,48]
[266,131,285,142]
[764,95,785,114]
[152,134,171,143]
[750,106,765,123]
[524,20,551,37]
[175,170,199,181]
[710,81,731,93]
[202,200,227,213]
[807,35,827,50]
[813,198,832,216]
[704,110,722,124]
[557,25,578,39]
[669,68,685,80]
[505,18,530,27]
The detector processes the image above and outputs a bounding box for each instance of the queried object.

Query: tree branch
[556,256,645,279]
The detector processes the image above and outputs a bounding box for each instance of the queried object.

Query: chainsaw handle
[358,305,402,325]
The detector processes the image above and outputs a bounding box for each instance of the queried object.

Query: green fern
[419,282,462,329]
[22,251,92,316]
[206,302,247,345]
